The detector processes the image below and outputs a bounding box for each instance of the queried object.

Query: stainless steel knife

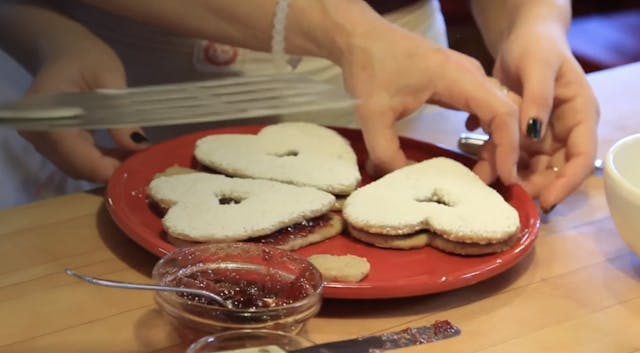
[205,320,460,353]
[291,320,460,353]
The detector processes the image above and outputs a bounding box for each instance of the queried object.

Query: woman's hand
[339,22,521,186]
[5,2,150,184]
[20,42,150,184]
[492,24,599,212]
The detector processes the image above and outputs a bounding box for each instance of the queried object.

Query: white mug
[603,133,640,256]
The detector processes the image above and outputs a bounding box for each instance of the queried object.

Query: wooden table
[1,62,639,353]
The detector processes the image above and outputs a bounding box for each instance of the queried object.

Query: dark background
[442,0,640,73]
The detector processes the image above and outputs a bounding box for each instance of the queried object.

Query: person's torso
[56,0,447,87]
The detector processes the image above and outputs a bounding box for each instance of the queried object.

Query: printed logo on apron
[193,40,239,72]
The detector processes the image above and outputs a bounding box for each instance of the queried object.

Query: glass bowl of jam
[151,242,323,343]
[186,329,315,353]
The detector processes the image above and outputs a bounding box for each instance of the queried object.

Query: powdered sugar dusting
[148,173,336,242]
[194,122,361,195]
[343,157,520,242]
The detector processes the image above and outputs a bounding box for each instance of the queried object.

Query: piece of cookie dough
[307,254,370,282]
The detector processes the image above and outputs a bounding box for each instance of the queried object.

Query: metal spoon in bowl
[64,269,234,309]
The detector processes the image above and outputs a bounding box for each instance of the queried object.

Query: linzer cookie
[193,122,361,196]
[147,172,342,249]
[342,157,520,255]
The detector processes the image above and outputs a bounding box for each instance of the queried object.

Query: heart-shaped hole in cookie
[414,190,451,207]
[270,150,299,158]
[217,195,245,205]
[194,123,362,195]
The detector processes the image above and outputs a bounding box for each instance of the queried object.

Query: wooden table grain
[1,62,639,353]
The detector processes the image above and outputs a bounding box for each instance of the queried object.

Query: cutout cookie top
[147,172,336,242]
[194,122,361,195]
[343,157,520,243]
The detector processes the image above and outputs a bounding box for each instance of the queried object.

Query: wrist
[476,0,571,57]
[506,19,570,52]
[285,0,386,65]
[493,11,571,61]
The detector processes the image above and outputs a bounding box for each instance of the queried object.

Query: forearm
[0,1,106,74]
[471,0,571,56]
[77,0,387,65]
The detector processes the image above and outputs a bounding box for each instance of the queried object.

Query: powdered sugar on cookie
[194,122,361,195]
[147,172,336,242]
[343,157,520,244]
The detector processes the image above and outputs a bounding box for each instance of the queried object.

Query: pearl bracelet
[272,0,301,71]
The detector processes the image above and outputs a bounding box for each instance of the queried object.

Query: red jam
[153,243,323,342]
[169,266,314,310]
[250,214,331,247]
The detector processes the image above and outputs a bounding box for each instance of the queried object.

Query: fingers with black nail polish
[130,131,149,144]
[526,117,542,140]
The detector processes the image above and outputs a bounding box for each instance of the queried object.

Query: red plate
[106,125,539,299]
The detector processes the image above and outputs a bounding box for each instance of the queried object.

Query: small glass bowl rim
[152,242,324,313]
[186,329,316,353]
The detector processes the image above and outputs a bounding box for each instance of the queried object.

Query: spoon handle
[64,269,231,307]
[458,132,604,171]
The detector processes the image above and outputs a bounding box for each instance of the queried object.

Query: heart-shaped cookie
[343,157,520,253]
[147,172,337,242]
[194,122,361,195]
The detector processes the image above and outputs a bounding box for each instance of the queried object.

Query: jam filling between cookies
[349,224,518,255]
[249,214,332,246]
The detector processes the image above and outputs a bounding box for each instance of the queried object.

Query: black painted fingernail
[130,131,148,143]
[542,204,556,215]
[526,118,542,140]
